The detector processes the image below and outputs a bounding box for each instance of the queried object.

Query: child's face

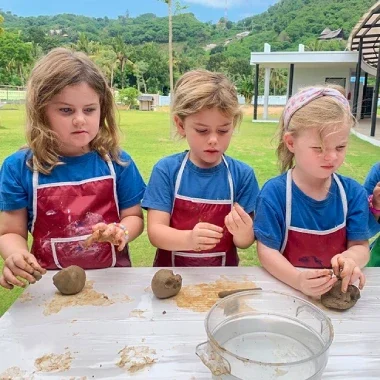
[175,107,234,168]
[285,125,349,179]
[45,82,101,156]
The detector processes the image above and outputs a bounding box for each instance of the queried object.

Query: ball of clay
[321,279,360,310]
[53,265,86,295]
[151,269,182,299]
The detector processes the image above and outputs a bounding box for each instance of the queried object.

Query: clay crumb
[117,346,157,373]
[35,351,73,372]
[0,367,28,379]
[129,309,147,318]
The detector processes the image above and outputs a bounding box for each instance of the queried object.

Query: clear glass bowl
[196,290,334,380]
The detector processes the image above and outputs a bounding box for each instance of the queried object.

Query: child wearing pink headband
[254,85,370,297]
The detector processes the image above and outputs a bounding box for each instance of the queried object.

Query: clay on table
[151,269,182,299]
[53,265,86,295]
[320,279,360,310]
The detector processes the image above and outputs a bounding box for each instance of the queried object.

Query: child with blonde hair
[142,69,259,266]
[0,48,145,289]
[254,86,369,296]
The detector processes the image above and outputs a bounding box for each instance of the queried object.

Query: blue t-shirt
[254,172,370,251]
[142,152,259,214]
[364,162,380,237]
[0,149,146,231]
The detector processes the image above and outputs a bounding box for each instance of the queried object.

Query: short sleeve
[363,163,380,196]
[142,161,174,214]
[114,151,146,210]
[235,168,260,214]
[0,155,28,211]
[346,181,371,241]
[254,192,285,251]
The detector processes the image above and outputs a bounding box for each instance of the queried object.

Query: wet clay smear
[174,276,257,312]
[34,351,73,372]
[0,366,29,379]
[19,291,34,303]
[43,280,131,315]
[117,346,157,373]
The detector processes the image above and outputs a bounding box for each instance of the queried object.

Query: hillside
[0,0,378,95]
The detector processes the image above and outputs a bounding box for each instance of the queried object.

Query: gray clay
[53,265,86,295]
[321,279,360,310]
[151,269,182,299]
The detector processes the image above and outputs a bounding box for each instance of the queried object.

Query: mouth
[321,165,334,169]
[72,131,87,134]
[204,150,219,153]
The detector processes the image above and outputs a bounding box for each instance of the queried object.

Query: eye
[336,146,346,151]
[218,129,229,134]
[195,129,207,134]
[311,147,322,152]
[84,108,96,113]
[59,108,72,114]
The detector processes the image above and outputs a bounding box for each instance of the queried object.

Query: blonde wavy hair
[26,47,122,174]
[276,85,356,173]
[172,69,242,130]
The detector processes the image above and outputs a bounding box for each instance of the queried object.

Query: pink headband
[283,87,350,130]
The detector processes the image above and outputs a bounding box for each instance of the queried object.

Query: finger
[316,279,337,296]
[197,228,223,239]
[3,267,28,288]
[358,271,366,289]
[230,208,243,227]
[118,238,127,251]
[0,275,14,290]
[305,269,332,280]
[10,256,35,275]
[225,213,238,230]
[198,236,222,246]
[197,223,223,233]
[198,244,217,251]
[92,223,108,232]
[340,274,350,293]
[25,256,46,274]
[308,274,334,288]
[233,203,252,224]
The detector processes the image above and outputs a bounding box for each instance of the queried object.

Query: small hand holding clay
[331,254,365,293]
[188,222,223,252]
[83,222,128,251]
[224,203,253,240]
[151,269,182,299]
[370,182,380,217]
[296,269,337,297]
[0,250,46,289]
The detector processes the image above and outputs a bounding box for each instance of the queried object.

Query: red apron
[31,157,131,269]
[153,152,238,267]
[281,170,347,268]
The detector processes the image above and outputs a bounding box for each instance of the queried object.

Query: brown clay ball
[321,279,361,310]
[53,265,86,295]
[151,269,182,299]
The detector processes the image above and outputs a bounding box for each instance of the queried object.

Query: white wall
[292,67,352,97]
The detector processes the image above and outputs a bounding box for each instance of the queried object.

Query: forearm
[148,224,192,251]
[258,244,301,291]
[120,215,144,243]
[342,241,370,268]
[233,229,255,249]
[0,233,29,260]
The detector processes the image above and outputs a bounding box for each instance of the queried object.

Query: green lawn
[0,105,379,315]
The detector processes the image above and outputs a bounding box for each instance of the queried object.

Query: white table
[0,267,379,379]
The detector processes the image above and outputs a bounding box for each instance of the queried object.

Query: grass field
[0,105,379,315]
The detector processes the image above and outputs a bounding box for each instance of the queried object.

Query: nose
[324,150,337,161]
[73,113,85,127]
[208,134,218,145]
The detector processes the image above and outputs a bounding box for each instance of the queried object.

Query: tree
[118,87,139,109]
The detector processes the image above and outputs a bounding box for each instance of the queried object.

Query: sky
[0,0,278,23]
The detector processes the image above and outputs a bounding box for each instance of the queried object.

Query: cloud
[185,0,245,9]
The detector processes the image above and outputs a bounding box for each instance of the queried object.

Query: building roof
[318,28,343,40]
[250,50,358,69]
[138,95,154,101]
[348,1,380,69]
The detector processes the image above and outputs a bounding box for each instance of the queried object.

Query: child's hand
[84,222,128,251]
[189,223,223,252]
[224,203,253,238]
[331,254,365,292]
[0,251,46,289]
[296,269,337,297]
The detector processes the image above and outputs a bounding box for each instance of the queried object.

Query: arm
[0,209,46,289]
[119,204,144,243]
[257,241,336,297]
[147,209,223,251]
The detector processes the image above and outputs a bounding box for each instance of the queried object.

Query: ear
[283,132,296,153]
[174,115,186,137]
